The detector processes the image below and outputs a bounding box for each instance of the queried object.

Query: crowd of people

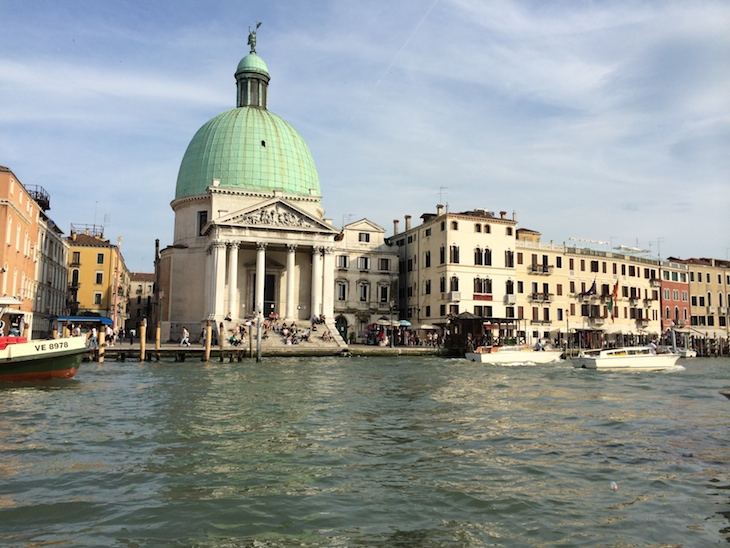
[365,325,443,347]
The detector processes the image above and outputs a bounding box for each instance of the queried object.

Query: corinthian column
[212,241,227,317]
[285,244,297,320]
[227,242,239,319]
[311,246,323,318]
[255,242,267,319]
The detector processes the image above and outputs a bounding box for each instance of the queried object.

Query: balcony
[590,317,605,326]
[676,319,687,327]
[636,318,649,328]
[530,319,552,325]
[504,294,516,305]
[529,292,553,303]
[447,291,461,302]
[708,306,717,314]
[629,297,640,306]
[528,264,553,275]
[649,278,662,288]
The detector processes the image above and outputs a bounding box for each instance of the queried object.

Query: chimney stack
[500,211,506,219]
[393,219,399,236]
[436,204,444,216]
[405,215,412,231]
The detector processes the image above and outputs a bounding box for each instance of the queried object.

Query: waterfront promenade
[86,340,444,362]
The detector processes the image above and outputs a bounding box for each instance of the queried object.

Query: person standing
[180,327,190,347]
[88,327,98,349]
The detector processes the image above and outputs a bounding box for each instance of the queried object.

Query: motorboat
[0,335,88,382]
[465,345,563,365]
[571,346,681,371]
[0,297,88,382]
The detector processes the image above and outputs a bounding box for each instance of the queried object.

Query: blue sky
[1,0,728,271]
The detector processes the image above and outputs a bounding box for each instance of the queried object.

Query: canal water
[1,356,729,546]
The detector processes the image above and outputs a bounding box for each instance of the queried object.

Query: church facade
[159,36,342,344]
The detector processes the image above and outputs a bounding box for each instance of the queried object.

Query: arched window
[474,247,483,265]
[506,279,514,294]
[439,276,446,293]
[450,276,459,292]
[484,248,492,266]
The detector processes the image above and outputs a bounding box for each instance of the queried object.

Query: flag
[580,278,597,297]
[608,281,619,322]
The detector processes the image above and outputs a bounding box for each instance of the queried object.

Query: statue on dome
[248,21,261,54]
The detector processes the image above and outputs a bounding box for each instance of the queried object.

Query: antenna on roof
[438,186,448,204]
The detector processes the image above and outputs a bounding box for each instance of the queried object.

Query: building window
[425,251,431,268]
[484,248,492,266]
[95,272,103,284]
[439,276,446,293]
[505,250,514,268]
[474,277,492,294]
[337,281,347,301]
[425,305,431,317]
[358,232,370,243]
[357,257,370,271]
[425,228,431,237]
[451,221,458,230]
[449,245,460,263]
[71,251,81,266]
[336,255,349,269]
[379,285,389,303]
[506,227,513,236]
[358,283,369,302]
[475,224,481,233]
[450,276,459,292]
[97,253,104,265]
[439,246,446,264]
[425,279,431,295]
[94,292,102,305]
[474,248,483,265]
[378,258,390,271]
[198,211,208,235]
[556,257,562,268]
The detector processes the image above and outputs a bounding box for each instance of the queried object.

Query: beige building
[515,230,662,348]
[34,208,70,338]
[128,272,155,335]
[670,257,730,348]
[388,205,519,339]
[332,219,399,343]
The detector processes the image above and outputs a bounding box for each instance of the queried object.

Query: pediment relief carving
[217,200,335,233]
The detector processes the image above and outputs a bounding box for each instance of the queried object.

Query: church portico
[204,229,337,325]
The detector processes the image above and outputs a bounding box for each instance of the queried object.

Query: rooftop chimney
[500,211,506,219]
[393,219,399,236]
[436,204,444,216]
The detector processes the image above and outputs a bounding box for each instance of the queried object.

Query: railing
[528,264,554,275]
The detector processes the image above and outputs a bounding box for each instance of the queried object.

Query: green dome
[236,53,269,77]
[175,107,320,199]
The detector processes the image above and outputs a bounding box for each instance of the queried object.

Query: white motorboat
[571,346,681,371]
[464,345,563,365]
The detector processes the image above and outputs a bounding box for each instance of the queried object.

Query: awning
[56,315,113,326]
[419,324,439,330]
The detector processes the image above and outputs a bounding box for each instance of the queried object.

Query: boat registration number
[35,341,71,352]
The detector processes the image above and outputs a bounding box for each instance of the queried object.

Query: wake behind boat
[465,345,563,365]
[571,346,681,371]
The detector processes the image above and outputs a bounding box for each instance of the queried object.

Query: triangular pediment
[213,198,338,234]
[344,218,385,233]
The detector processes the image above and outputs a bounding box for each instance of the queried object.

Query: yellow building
[66,226,130,331]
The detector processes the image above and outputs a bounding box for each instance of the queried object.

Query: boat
[0,297,88,382]
[464,345,563,365]
[571,346,681,371]
[0,335,88,382]
[720,390,730,401]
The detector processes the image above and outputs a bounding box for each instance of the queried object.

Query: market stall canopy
[397,320,412,327]
[419,324,438,330]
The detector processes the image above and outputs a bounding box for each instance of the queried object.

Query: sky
[1,0,728,272]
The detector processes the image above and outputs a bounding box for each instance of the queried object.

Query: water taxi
[465,345,563,365]
[571,346,681,371]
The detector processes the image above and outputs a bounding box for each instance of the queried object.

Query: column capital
[323,246,335,255]
[256,242,268,251]
[286,243,298,253]
[312,245,324,255]
[227,241,241,250]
